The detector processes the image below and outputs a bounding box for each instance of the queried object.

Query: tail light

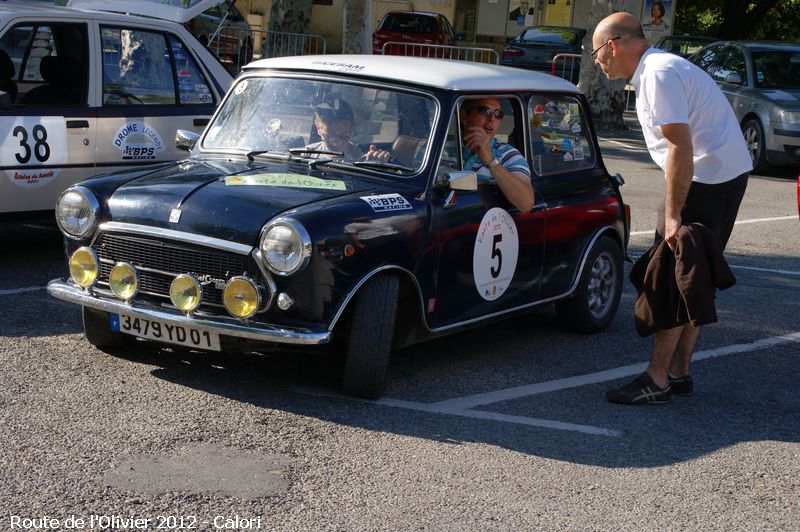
[502,48,524,58]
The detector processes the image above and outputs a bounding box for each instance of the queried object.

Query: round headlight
[69,247,99,288]
[109,262,138,301]
[55,187,100,239]
[170,274,202,313]
[223,276,260,319]
[259,221,311,275]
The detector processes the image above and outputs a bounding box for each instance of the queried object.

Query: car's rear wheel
[556,236,623,333]
[341,274,399,399]
[742,118,768,173]
[82,307,132,349]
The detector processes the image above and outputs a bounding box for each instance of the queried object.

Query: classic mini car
[689,40,800,172]
[48,55,629,398]
[0,0,233,219]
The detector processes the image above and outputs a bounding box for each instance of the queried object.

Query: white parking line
[630,215,797,237]
[0,286,45,296]
[297,331,800,438]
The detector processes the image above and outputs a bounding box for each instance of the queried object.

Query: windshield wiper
[353,160,414,173]
[288,148,345,157]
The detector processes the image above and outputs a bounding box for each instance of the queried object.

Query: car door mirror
[176,129,200,151]
[0,91,11,111]
[724,73,742,85]
[445,170,477,191]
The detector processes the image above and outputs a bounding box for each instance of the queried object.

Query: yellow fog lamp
[69,247,99,288]
[169,274,202,314]
[223,276,260,319]
[109,262,139,301]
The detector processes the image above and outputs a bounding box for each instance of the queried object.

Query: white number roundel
[473,207,518,301]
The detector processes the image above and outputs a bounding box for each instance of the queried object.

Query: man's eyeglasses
[476,106,504,120]
[590,36,621,57]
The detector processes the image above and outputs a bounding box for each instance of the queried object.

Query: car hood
[106,159,376,245]
[66,0,227,24]
[759,88,800,107]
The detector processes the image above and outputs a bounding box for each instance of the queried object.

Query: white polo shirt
[631,48,752,184]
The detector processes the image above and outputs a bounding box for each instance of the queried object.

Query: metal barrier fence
[551,53,581,83]
[380,42,499,64]
[205,27,327,74]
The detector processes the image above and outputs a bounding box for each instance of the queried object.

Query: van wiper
[353,160,414,173]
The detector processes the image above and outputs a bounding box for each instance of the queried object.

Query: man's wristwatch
[487,158,500,169]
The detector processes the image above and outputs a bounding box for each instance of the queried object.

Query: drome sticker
[360,193,412,212]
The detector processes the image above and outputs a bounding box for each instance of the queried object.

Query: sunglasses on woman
[476,106,504,120]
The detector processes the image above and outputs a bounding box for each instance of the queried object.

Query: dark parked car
[689,40,800,171]
[501,26,586,83]
[654,34,718,58]
[48,55,629,399]
[372,11,456,55]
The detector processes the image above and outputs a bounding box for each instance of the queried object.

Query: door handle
[193,118,209,127]
[66,120,89,129]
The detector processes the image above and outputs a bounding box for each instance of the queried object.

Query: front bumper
[47,278,331,346]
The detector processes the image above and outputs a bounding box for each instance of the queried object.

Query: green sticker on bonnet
[225,174,346,190]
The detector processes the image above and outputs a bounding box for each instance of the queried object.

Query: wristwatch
[487,158,500,169]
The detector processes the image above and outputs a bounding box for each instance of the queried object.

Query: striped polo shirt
[463,138,531,181]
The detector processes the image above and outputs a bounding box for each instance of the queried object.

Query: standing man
[592,12,752,404]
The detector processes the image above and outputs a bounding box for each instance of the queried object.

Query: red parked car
[372,11,456,55]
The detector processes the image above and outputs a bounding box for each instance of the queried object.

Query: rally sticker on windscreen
[225,174,346,190]
[360,193,412,212]
[473,207,518,301]
[1,116,67,188]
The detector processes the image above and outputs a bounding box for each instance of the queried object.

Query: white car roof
[245,55,582,93]
[65,0,226,24]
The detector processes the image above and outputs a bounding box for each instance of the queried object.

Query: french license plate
[111,313,221,351]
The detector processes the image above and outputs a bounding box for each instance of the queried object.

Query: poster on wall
[544,0,572,27]
[508,0,535,28]
[641,0,673,43]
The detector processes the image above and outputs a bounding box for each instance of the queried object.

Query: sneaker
[668,374,694,396]
[606,373,672,405]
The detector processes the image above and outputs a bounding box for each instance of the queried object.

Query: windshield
[203,77,436,174]
[753,51,800,89]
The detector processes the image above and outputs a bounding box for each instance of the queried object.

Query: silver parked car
[689,41,800,171]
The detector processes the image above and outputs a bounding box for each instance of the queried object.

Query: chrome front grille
[93,232,266,309]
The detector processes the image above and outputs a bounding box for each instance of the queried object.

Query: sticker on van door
[112,120,165,160]
[1,116,66,188]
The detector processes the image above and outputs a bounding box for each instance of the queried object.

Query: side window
[169,36,214,104]
[528,95,595,175]
[0,25,56,83]
[436,96,525,179]
[715,48,747,85]
[101,27,213,106]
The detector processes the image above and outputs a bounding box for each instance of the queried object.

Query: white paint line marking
[730,264,800,276]
[295,391,622,437]
[428,332,800,412]
[0,286,45,296]
[630,215,797,238]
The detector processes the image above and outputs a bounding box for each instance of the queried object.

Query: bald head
[592,11,650,81]
[595,12,647,44]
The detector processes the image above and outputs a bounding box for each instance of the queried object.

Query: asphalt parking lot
[1,120,798,530]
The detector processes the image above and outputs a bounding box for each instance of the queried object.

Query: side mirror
[0,91,11,111]
[445,170,477,191]
[724,73,742,85]
[176,129,200,151]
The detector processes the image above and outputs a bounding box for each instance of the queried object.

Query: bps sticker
[112,121,165,160]
[473,207,518,301]
[361,193,412,212]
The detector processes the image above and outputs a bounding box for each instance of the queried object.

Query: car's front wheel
[556,236,623,333]
[742,118,768,172]
[82,307,133,349]
[341,274,399,399]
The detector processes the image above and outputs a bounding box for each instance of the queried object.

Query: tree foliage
[674,0,800,40]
